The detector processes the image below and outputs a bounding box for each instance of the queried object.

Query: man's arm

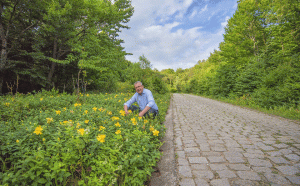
[124,93,137,115]
[139,106,151,117]
[138,89,156,117]
[145,90,155,108]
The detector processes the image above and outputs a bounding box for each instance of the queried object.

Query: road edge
[149,95,178,186]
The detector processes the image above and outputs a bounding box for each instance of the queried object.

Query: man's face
[134,83,144,94]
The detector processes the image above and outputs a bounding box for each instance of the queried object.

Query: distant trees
[169,0,300,110]
[138,54,152,69]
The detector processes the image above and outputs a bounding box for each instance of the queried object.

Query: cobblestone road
[172,94,300,186]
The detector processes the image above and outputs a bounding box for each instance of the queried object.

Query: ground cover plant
[0,90,170,185]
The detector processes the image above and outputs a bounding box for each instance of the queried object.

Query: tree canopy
[0,0,134,93]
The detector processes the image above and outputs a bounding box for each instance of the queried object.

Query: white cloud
[200,4,208,14]
[189,9,197,20]
[221,16,230,28]
[118,0,237,71]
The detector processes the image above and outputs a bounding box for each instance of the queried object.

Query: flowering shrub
[0,91,170,185]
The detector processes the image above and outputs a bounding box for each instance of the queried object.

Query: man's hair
[134,81,143,86]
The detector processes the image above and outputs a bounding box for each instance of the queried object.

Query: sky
[118,0,238,71]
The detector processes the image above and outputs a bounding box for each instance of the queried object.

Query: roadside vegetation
[0,90,170,185]
[160,0,300,121]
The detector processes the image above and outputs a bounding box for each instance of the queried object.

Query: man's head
[134,81,144,94]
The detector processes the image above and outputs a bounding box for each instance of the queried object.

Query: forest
[1,0,299,118]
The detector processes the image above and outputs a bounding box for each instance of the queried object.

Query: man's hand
[124,105,129,116]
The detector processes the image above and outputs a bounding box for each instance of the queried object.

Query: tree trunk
[47,38,57,87]
[0,3,7,94]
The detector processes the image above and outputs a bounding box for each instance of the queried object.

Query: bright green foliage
[139,54,152,69]
[121,57,169,94]
[171,0,300,120]
[0,91,170,185]
[1,0,134,93]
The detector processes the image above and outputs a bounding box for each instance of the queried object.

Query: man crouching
[124,81,159,118]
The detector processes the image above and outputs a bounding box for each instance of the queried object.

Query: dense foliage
[0,90,170,185]
[160,0,300,120]
[0,0,134,93]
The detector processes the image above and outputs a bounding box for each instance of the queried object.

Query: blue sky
[118,0,238,71]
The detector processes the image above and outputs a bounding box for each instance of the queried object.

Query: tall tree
[138,54,152,69]
[220,0,268,67]
[0,0,44,93]
[33,0,133,88]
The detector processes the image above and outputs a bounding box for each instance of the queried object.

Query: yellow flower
[99,126,106,131]
[33,126,43,135]
[84,120,89,124]
[111,116,120,121]
[74,103,79,107]
[84,110,88,114]
[63,107,66,111]
[144,120,149,124]
[78,128,85,135]
[138,117,142,121]
[124,98,128,101]
[115,122,121,127]
[5,102,10,106]
[63,120,68,124]
[107,111,112,115]
[16,140,19,143]
[56,110,61,115]
[76,123,81,128]
[46,118,53,124]
[43,138,45,141]
[92,107,97,111]
[57,137,60,141]
[40,98,43,101]
[118,100,121,102]
[131,118,137,125]
[115,130,121,135]
[152,129,159,136]
[149,126,154,132]
[128,110,132,114]
[119,110,125,116]
[98,107,104,112]
[97,134,106,143]
[86,94,90,97]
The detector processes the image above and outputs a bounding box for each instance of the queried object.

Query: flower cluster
[33,126,43,135]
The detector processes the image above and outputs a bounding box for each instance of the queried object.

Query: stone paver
[188,157,208,164]
[171,94,300,185]
[276,165,300,175]
[248,158,273,167]
[237,171,261,180]
[228,164,251,171]
[217,170,237,178]
[210,179,230,186]
[179,178,195,186]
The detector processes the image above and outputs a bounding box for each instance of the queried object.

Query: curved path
[150,93,300,186]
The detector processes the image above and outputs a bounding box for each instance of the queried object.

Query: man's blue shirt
[124,88,158,111]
